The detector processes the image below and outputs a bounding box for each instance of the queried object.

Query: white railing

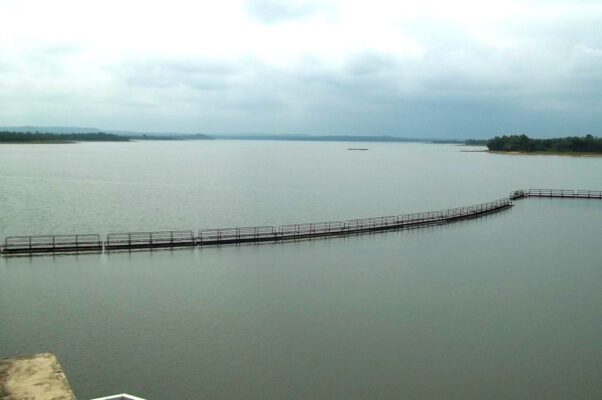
[91,394,146,400]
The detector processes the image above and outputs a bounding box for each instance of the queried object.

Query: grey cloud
[395,13,602,112]
[118,58,239,90]
[0,42,83,76]
[225,94,288,113]
[244,0,330,24]
[4,2,602,138]
[71,45,602,136]
[567,44,602,76]
[39,43,83,55]
[344,51,398,76]
[158,59,239,75]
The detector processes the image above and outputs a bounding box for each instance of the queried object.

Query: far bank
[488,150,602,157]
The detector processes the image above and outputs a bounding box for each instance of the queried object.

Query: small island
[485,134,602,156]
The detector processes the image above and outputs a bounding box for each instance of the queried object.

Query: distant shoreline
[214,135,425,143]
[0,131,213,144]
[486,134,602,155]
[488,150,602,157]
[0,131,129,144]
[0,140,75,144]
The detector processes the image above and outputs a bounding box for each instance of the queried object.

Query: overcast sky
[1,0,601,138]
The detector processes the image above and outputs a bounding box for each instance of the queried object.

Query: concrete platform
[0,353,76,400]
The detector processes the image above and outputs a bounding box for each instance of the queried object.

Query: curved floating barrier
[1,234,102,255]
[512,189,602,199]
[197,198,512,246]
[0,189,599,257]
[105,231,195,251]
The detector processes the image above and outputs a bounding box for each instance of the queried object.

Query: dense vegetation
[0,131,129,143]
[487,134,602,153]
[465,139,488,146]
[431,139,487,145]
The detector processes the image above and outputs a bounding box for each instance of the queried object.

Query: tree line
[487,134,602,153]
[0,131,129,142]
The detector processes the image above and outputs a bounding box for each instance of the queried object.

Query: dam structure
[1,189,600,257]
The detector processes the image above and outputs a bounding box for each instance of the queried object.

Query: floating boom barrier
[1,189,600,257]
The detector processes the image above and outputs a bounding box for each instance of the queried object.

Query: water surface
[0,141,601,399]
[0,140,598,235]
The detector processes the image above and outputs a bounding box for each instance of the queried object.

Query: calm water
[0,141,601,399]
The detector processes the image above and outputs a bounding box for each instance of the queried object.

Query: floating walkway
[197,197,510,246]
[510,189,602,199]
[1,189,599,256]
[104,231,196,251]
[1,234,102,255]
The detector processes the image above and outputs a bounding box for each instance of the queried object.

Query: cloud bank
[0,0,601,138]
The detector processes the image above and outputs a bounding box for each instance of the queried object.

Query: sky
[0,0,601,138]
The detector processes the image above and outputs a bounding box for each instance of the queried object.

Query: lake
[1,141,601,399]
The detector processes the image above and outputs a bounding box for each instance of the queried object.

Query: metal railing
[91,394,146,400]
[527,189,602,198]
[2,234,102,254]
[198,226,277,242]
[105,230,195,250]
[3,188,600,256]
[196,197,512,245]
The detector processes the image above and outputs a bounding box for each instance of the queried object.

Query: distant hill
[1,127,472,143]
[213,134,427,142]
[0,126,102,134]
[131,133,213,140]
